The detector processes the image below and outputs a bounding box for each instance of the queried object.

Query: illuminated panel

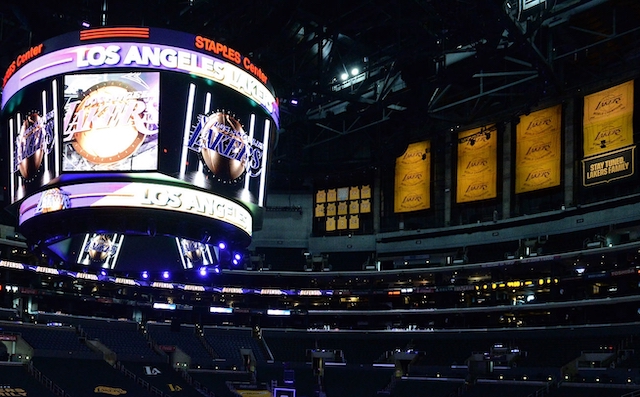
[299,290,322,296]
[153,302,176,310]
[18,181,253,236]
[151,282,174,289]
[222,287,244,294]
[0,261,25,270]
[267,309,291,316]
[181,284,206,292]
[114,277,138,286]
[74,272,99,281]
[210,307,233,313]
[2,42,278,125]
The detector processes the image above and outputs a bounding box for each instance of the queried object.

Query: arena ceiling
[1,0,639,193]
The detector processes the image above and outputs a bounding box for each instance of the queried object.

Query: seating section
[78,318,164,362]
[146,322,216,369]
[0,308,20,321]
[120,360,206,397]
[33,357,155,397]
[0,321,98,359]
[202,326,267,368]
[1,314,638,397]
[262,330,408,364]
[189,370,251,397]
[549,385,639,397]
[323,366,394,397]
[390,379,464,397]
[462,382,545,397]
[0,363,59,397]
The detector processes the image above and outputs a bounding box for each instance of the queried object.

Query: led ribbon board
[1,32,279,126]
[18,181,253,236]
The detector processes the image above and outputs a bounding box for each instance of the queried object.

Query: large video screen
[1,27,279,263]
[3,27,278,213]
[62,72,160,171]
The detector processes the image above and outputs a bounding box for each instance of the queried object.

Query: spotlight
[162,271,170,279]
[81,21,91,28]
[100,269,107,277]
[218,242,226,250]
[234,253,242,261]
[213,266,220,274]
[340,72,348,81]
[142,271,149,279]
[351,67,359,76]
[290,98,299,106]
[199,267,207,277]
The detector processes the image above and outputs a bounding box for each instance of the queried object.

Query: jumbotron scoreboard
[2,27,279,275]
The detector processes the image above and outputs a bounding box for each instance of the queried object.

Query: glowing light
[162,271,170,279]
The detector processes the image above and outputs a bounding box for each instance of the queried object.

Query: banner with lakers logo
[515,105,562,193]
[394,141,431,213]
[457,125,497,203]
[583,80,634,157]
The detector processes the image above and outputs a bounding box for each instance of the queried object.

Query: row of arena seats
[2,314,640,396]
[1,314,638,369]
[4,358,640,397]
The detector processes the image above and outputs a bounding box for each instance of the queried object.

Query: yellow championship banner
[394,141,431,213]
[583,80,634,157]
[515,104,562,193]
[456,125,497,203]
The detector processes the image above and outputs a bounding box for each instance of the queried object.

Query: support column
[564,98,575,207]
[502,121,512,220]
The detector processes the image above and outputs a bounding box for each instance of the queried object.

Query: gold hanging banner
[394,140,431,213]
[515,104,562,193]
[583,80,634,157]
[456,125,497,203]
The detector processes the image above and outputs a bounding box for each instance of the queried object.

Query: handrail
[26,361,71,397]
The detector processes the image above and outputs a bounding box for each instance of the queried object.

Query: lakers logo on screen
[188,110,266,183]
[199,110,248,181]
[62,72,160,170]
